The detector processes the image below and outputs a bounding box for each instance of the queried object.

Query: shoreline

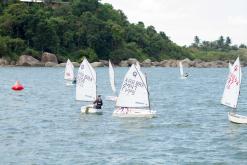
[0,53,241,68]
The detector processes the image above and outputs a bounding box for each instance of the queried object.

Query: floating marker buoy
[12,81,24,91]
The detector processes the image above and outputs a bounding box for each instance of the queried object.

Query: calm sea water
[0,66,247,164]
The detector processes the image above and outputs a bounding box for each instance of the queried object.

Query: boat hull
[180,76,187,80]
[112,107,156,118]
[65,80,75,86]
[228,112,247,124]
[81,105,103,115]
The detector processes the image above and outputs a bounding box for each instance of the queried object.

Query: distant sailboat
[221,57,247,123]
[179,61,188,79]
[106,60,117,101]
[76,57,102,114]
[64,59,75,86]
[112,64,156,118]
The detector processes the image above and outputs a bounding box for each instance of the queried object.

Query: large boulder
[181,58,192,67]
[127,58,138,65]
[99,60,109,66]
[151,61,160,67]
[0,58,9,65]
[41,52,58,64]
[45,62,57,67]
[56,63,66,67]
[72,62,80,67]
[141,59,152,67]
[16,55,43,66]
[91,61,104,67]
[119,60,128,67]
[159,60,169,67]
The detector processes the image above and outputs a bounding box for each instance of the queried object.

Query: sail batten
[109,60,116,94]
[116,64,149,108]
[221,57,241,108]
[64,59,74,81]
[76,58,96,101]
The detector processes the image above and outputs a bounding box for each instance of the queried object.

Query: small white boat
[113,107,156,118]
[76,57,102,114]
[179,61,188,79]
[80,104,103,115]
[64,59,76,85]
[228,112,247,124]
[221,57,247,123]
[113,64,156,118]
[106,60,118,101]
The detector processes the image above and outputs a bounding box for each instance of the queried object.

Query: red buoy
[12,81,24,91]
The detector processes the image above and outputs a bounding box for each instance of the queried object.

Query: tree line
[0,0,191,63]
[190,36,246,51]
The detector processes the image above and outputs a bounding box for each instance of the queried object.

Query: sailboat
[76,57,102,114]
[106,60,118,101]
[179,61,188,79]
[112,64,156,118]
[64,59,75,86]
[221,57,247,123]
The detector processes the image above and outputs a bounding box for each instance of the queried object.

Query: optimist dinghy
[112,64,156,118]
[76,57,102,114]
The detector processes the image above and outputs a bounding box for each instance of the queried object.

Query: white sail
[116,64,149,108]
[64,59,74,81]
[76,58,96,101]
[109,60,116,94]
[221,57,242,108]
[179,61,184,76]
[136,61,141,70]
[229,62,233,73]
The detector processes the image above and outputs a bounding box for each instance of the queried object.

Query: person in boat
[93,95,103,109]
[72,77,77,84]
[184,73,189,77]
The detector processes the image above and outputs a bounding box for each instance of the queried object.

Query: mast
[145,73,151,111]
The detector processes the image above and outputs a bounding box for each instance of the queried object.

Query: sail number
[121,78,144,95]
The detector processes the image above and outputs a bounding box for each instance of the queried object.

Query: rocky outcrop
[55,63,66,67]
[99,60,109,66]
[72,62,80,67]
[16,55,43,66]
[141,59,152,67]
[45,62,57,67]
[127,58,138,65]
[91,61,104,67]
[41,52,58,64]
[119,60,128,67]
[0,58,9,65]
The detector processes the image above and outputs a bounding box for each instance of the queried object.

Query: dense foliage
[0,0,191,63]
[188,36,247,62]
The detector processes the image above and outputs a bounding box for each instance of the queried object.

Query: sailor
[184,73,189,77]
[72,77,77,84]
[93,95,103,109]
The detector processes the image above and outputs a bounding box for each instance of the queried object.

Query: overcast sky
[101,0,247,46]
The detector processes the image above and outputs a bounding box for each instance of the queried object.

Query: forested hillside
[0,0,246,64]
[0,0,191,63]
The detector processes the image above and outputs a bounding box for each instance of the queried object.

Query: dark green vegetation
[189,36,247,62]
[0,0,246,63]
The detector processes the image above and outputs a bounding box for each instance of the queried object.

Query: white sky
[101,0,247,46]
